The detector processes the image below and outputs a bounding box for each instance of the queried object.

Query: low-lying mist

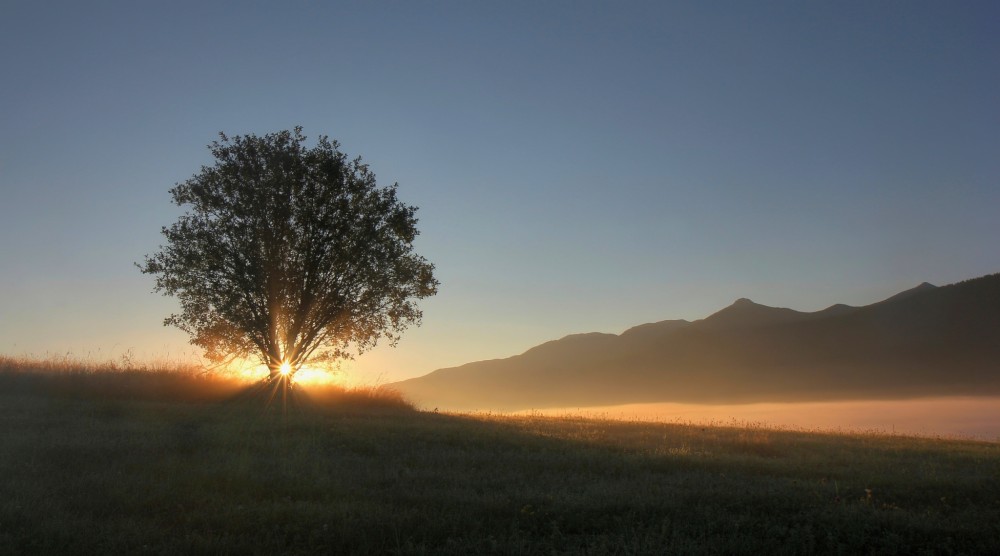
[515,397,1000,441]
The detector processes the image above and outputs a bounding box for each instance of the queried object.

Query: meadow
[1,357,998,555]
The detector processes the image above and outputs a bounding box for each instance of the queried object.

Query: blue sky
[2,1,998,382]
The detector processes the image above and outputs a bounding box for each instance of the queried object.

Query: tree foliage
[140,128,438,378]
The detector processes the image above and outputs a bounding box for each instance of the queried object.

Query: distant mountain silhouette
[392,273,1000,411]
[697,297,811,329]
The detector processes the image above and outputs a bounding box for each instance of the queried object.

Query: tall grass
[0,355,413,410]
[2,356,998,554]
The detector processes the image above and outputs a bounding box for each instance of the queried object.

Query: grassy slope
[1,366,998,555]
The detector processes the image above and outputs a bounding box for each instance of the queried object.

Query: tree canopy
[140,128,438,380]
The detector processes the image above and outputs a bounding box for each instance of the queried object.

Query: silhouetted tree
[140,127,438,382]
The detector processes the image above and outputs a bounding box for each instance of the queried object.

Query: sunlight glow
[279,362,292,376]
[228,360,346,388]
[290,366,341,386]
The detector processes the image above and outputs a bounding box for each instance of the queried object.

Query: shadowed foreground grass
[1,360,998,555]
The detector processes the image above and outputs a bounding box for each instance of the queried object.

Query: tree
[140,127,438,382]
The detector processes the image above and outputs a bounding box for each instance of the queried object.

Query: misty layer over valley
[394,273,1000,424]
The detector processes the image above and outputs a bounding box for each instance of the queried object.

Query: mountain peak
[878,281,938,305]
[701,298,806,328]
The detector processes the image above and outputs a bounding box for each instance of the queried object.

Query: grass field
[2,358,998,555]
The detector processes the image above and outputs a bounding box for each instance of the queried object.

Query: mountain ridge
[392,274,1000,410]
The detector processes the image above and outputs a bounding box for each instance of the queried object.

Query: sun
[228,360,344,387]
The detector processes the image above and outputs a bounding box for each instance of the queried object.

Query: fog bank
[514,397,1000,441]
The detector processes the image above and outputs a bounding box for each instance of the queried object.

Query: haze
[2,2,998,399]
[519,398,1000,441]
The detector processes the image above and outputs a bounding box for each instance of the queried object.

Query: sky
[1,1,998,383]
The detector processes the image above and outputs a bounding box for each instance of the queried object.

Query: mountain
[697,297,810,329]
[392,274,1000,410]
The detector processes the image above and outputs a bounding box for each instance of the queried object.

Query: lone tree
[140,127,438,381]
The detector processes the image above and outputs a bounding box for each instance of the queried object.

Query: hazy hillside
[393,273,1000,410]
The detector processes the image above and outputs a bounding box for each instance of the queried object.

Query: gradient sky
[2,1,998,383]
